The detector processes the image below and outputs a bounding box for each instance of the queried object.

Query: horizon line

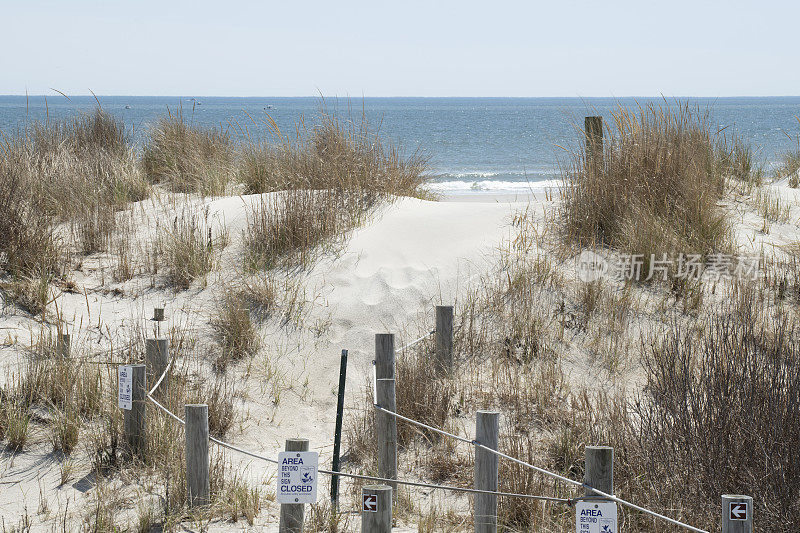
[3,94,800,99]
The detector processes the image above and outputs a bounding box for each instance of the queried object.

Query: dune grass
[778,117,800,186]
[239,109,429,197]
[561,102,745,274]
[143,108,235,196]
[0,109,148,313]
[241,109,429,271]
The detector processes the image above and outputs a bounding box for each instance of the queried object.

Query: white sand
[0,192,526,530]
[2,178,797,530]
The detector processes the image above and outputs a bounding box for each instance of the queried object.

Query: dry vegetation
[340,103,800,532]
[561,103,752,273]
[779,117,800,187]
[143,108,235,196]
[0,102,429,530]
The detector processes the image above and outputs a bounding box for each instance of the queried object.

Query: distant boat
[125,105,131,109]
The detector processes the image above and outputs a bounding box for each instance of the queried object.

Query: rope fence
[127,302,726,533]
[143,363,576,504]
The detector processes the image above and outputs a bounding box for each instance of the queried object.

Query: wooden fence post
[361,484,392,533]
[123,364,146,459]
[185,404,210,507]
[434,305,454,375]
[146,338,169,398]
[474,410,499,533]
[585,116,604,177]
[584,446,613,497]
[279,438,310,533]
[375,334,397,497]
[722,494,753,533]
[57,332,71,358]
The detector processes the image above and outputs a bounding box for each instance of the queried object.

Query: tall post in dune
[584,446,614,497]
[331,349,348,508]
[279,438,310,533]
[585,116,604,177]
[361,485,393,533]
[375,333,397,497]
[474,410,499,533]
[434,305,454,376]
[722,495,753,533]
[185,404,210,507]
[123,364,146,459]
[146,337,169,398]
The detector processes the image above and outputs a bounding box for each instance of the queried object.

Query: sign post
[722,495,752,533]
[361,485,392,533]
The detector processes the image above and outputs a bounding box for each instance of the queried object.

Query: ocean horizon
[2,95,799,193]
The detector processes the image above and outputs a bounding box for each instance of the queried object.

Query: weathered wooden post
[279,438,310,533]
[57,332,71,358]
[331,349,348,508]
[584,446,613,497]
[361,485,392,533]
[375,334,397,496]
[123,364,146,458]
[434,305,454,375]
[146,337,169,397]
[185,404,210,507]
[585,116,604,177]
[722,494,753,533]
[474,410,499,533]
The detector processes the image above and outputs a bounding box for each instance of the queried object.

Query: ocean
[1,96,798,193]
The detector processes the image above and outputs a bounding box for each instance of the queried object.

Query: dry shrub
[240,108,429,197]
[0,109,147,312]
[211,289,260,371]
[778,117,800,186]
[159,207,225,289]
[143,109,234,195]
[344,385,377,467]
[631,297,800,532]
[561,102,738,272]
[244,189,355,270]
[395,342,455,447]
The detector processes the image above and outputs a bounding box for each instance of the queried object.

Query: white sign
[277,451,318,504]
[576,501,617,533]
[118,365,133,410]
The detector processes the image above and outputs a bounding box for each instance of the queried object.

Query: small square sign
[576,501,617,533]
[363,493,378,512]
[730,501,748,521]
[277,451,318,504]
[118,365,132,410]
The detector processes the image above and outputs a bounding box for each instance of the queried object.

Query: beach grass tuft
[143,108,235,196]
[560,102,744,272]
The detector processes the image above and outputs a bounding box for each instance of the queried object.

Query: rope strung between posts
[396,330,435,353]
[371,361,709,533]
[143,362,578,504]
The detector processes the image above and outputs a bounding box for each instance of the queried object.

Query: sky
[1,0,799,97]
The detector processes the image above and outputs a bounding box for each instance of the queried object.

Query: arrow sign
[730,502,748,520]
[362,494,377,513]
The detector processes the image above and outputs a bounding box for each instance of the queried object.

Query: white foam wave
[428,179,563,192]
